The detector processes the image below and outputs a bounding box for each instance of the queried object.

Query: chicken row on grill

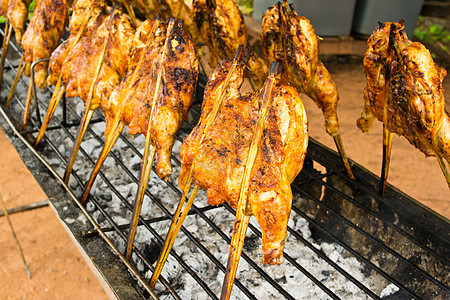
[0,1,448,299]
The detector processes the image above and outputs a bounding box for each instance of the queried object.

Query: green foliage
[239,0,253,15]
[28,0,35,20]
[0,0,35,23]
[414,17,450,52]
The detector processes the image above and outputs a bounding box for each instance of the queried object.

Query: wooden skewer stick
[79,18,161,204]
[125,134,156,258]
[125,18,176,260]
[148,45,245,288]
[22,3,94,130]
[0,20,12,98]
[379,24,396,197]
[63,107,95,183]
[148,183,199,288]
[80,116,125,203]
[333,133,355,180]
[0,192,32,278]
[63,9,116,184]
[34,76,65,147]
[379,125,393,197]
[21,79,33,130]
[5,55,25,108]
[34,8,95,147]
[436,156,450,189]
[121,0,138,27]
[221,62,280,300]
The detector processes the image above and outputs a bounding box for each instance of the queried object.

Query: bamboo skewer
[333,133,355,180]
[80,117,125,203]
[148,45,244,288]
[64,107,95,183]
[34,76,64,147]
[63,9,115,184]
[379,125,393,197]
[121,1,137,27]
[436,156,450,189]
[125,134,156,258]
[0,192,32,278]
[125,18,176,259]
[379,24,396,197]
[79,18,161,204]
[220,62,279,300]
[0,20,12,98]
[21,81,33,130]
[285,2,354,180]
[5,55,24,107]
[34,8,94,147]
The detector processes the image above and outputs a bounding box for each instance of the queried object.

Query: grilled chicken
[60,6,135,108]
[261,1,339,135]
[357,21,450,164]
[104,18,199,180]
[47,0,107,87]
[179,59,308,264]
[192,0,268,88]
[0,0,32,45]
[118,0,200,43]
[20,0,69,89]
[260,2,355,179]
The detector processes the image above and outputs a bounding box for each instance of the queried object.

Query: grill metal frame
[0,25,449,300]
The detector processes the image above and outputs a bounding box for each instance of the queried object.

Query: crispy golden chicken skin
[179,59,308,264]
[104,19,199,180]
[21,0,69,89]
[261,2,340,136]
[60,7,135,109]
[192,0,268,87]
[357,21,450,163]
[1,0,32,45]
[47,0,107,87]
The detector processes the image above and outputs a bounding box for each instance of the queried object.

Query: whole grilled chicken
[104,18,199,180]
[357,21,450,164]
[179,59,308,264]
[261,1,339,135]
[1,0,32,45]
[60,6,135,108]
[192,0,268,88]
[261,1,354,179]
[21,0,69,89]
[47,0,107,87]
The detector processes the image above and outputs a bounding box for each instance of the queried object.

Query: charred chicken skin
[104,18,199,180]
[0,0,32,45]
[261,1,339,136]
[20,0,69,89]
[357,21,450,164]
[118,0,200,43]
[47,0,107,87]
[192,0,268,88]
[179,59,308,264]
[60,6,135,108]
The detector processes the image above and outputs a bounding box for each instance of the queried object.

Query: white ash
[26,94,398,299]
[380,284,399,298]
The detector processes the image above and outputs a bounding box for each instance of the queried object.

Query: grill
[1,24,449,300]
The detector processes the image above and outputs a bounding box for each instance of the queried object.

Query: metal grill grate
[0,25,449,300]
